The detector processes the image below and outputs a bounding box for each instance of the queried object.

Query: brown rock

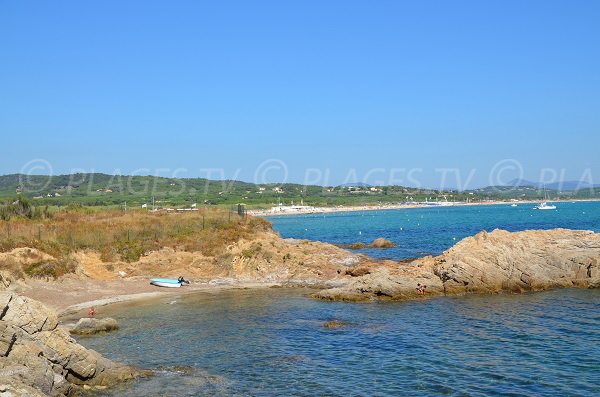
[70,317,119,335]
[345,266,372,277]
[0,292,138,396]
[370,238,396,248]
[343,237,396,250]
[323,320,348,328]
[314,229,600,302]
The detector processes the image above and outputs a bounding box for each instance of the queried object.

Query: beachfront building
[269,204,316,214]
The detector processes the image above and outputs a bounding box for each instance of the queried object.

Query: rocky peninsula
[314,228,600,301]
[0,293,139,396]
[1,228,599,312]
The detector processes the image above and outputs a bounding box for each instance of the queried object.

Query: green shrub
[24,259,76,279]
[115,241,144,262]
[241,243,262,259]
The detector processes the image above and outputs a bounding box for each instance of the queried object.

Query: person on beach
[177,276,190,284]
[88,307,95,317]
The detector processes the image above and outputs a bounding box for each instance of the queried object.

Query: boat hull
[150,278,183,288]
[535,201,556,210]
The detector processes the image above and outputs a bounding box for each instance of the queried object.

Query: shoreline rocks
[340,237,397,250]
[322,320,348,329]
[70,317,119,336]
[314,229,600,302]
[2,228,599,310]
[0,293,139,396]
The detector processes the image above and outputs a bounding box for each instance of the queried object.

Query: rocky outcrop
[322,320,348,329]
[5,228,600,308]
[0,293,138,396]
[340,237,396,250]
[314,229,600,302]
[70,318,119,336]
[0,378,47,397]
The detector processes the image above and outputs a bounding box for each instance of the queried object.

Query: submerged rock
[70,317,119,335]
[0,293,139,396]
[314,229,600,302]
[343,237,397,250]
[322,320,348,329]
[370,238,396,248]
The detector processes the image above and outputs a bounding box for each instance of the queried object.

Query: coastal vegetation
[0,196,52,221]
[0,205,270,279]
[2,173,599,210]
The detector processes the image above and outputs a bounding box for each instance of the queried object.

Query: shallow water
[78,202,600,396]
[80,288,600,396]
[268,201,600,260]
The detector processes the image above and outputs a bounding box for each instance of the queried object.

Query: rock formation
[2,228,599,308]
[341,237,396,250]
[314,229,600,301]
[70,318,119,336]
[0,293,138,396]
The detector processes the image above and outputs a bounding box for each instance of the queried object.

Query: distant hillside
[0,173,448,208]
[337,182,372,187]
[1,173,598,208]
[507,179,600,191]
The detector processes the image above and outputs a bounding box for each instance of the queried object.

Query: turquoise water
[80,288,599,396]
[269,202,600,260]
[77,202,600,396]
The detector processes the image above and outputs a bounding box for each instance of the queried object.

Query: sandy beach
[248,199,600,217]
[19,276,281,319]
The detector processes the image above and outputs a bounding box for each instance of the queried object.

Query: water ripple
[79,288,600,396]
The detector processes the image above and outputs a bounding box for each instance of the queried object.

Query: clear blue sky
[1,1,599,188]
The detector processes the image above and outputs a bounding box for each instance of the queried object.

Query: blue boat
[150,277,189,288]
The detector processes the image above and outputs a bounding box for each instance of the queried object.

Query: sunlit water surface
[80,288,600,396]
[268,201,600,260]
[79,202,600,396]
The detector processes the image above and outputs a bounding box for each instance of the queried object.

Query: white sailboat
[536,201,556,210]
[535,186,556,210]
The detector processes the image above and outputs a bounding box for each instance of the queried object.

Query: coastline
[7,199,600,319]
[249,198,600,217]
[19,277,284,319]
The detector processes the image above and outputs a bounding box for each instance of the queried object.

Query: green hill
[1,173,597,209]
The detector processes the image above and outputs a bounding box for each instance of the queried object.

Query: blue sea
[269,201,600,260]
[79,202,600,396]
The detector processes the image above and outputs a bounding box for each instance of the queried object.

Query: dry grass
[0,208,272,267]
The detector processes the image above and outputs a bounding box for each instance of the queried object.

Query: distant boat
[511,204,518,207]
[150,277,189,288]
[536,202,557,210]
[535,186,556,210]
